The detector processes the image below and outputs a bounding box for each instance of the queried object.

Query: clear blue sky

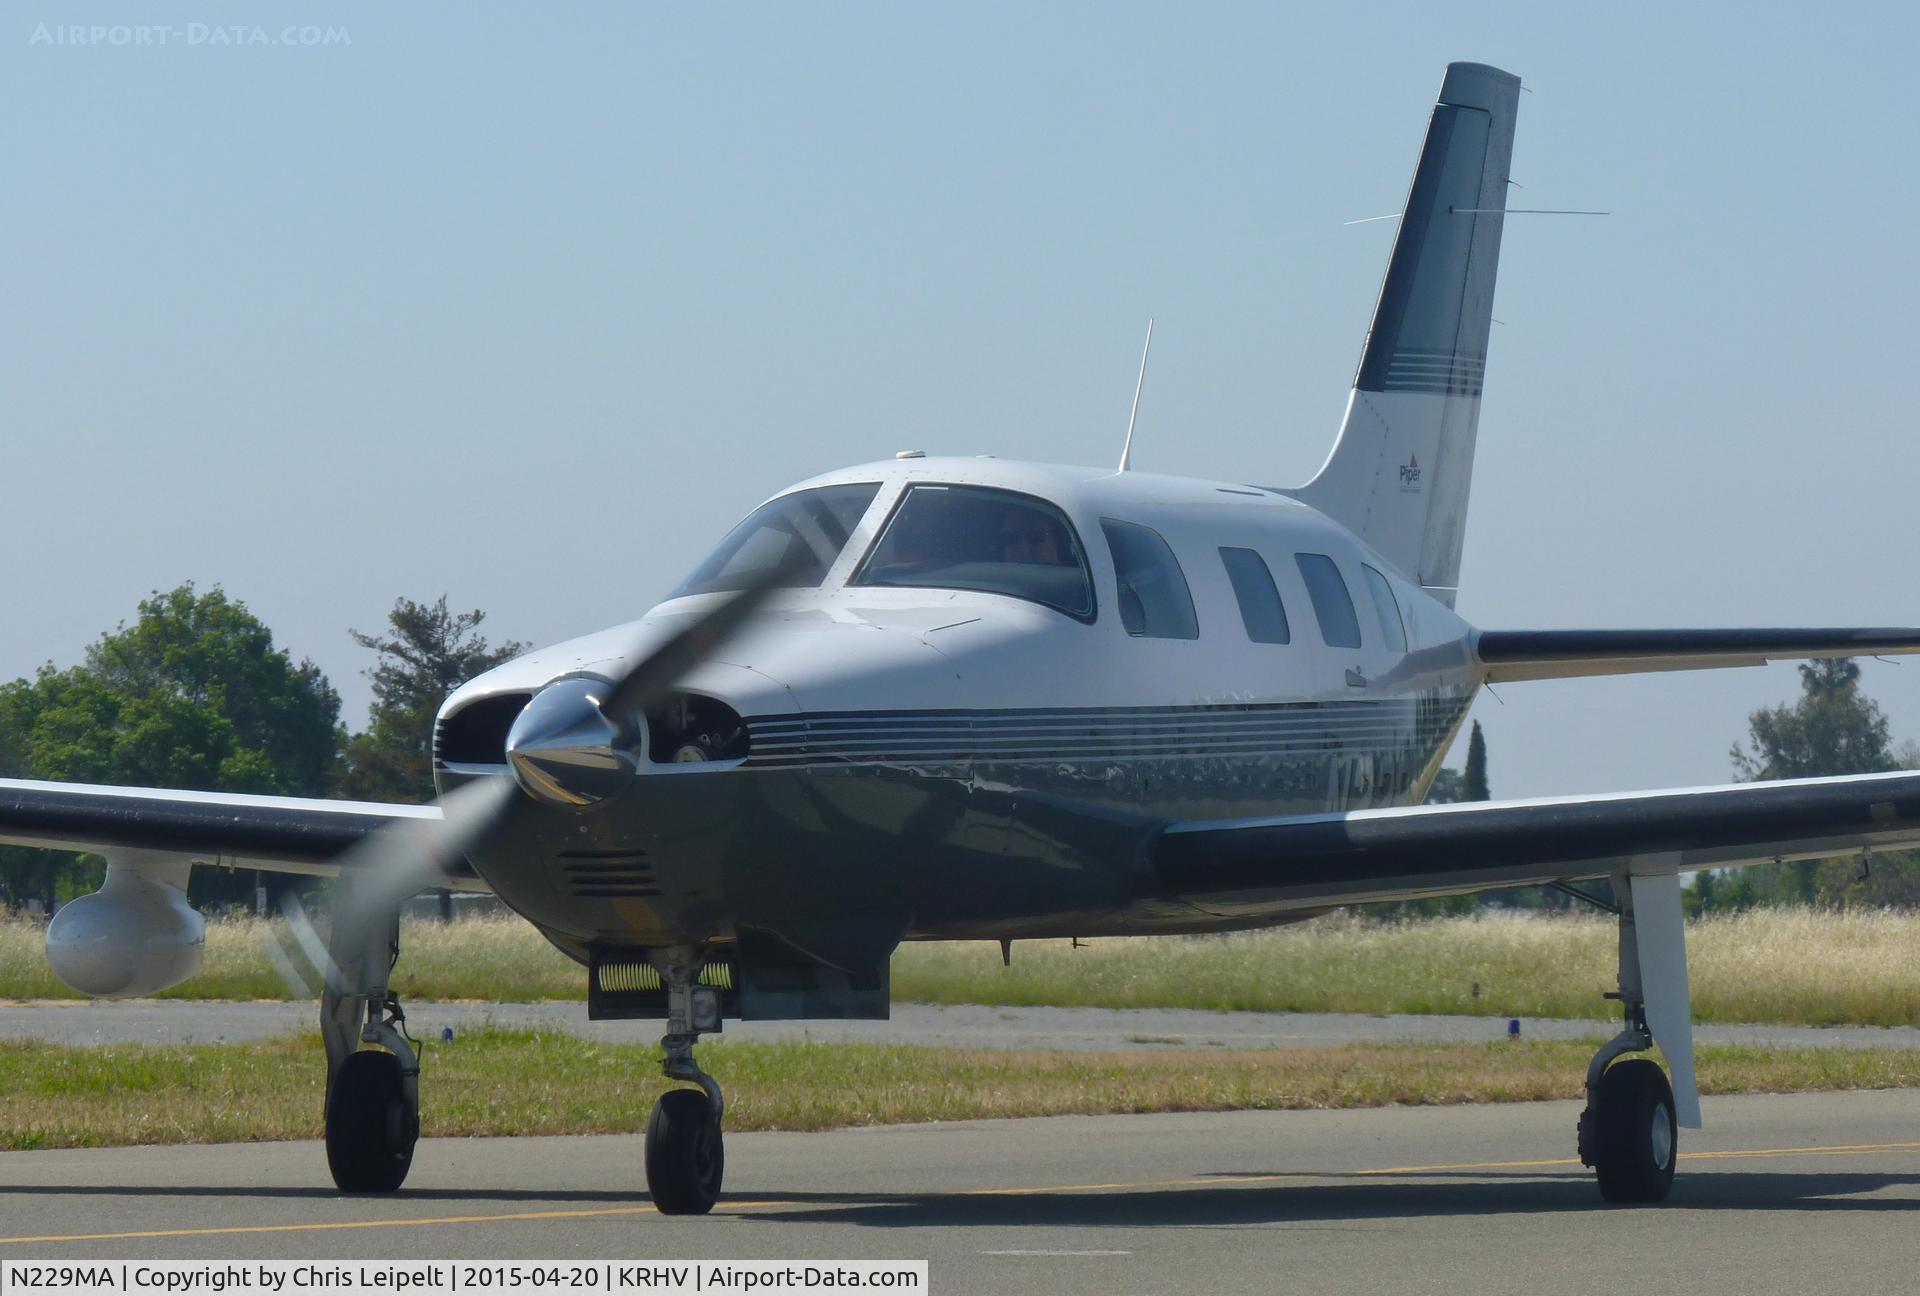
[5,3,1917,797]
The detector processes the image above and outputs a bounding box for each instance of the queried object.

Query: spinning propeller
[265,569,790,996]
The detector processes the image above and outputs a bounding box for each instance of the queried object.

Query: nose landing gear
[645,947,726,1215]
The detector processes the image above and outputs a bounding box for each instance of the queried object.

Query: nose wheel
[646,1086,725,1214]
[645,948,727,1215]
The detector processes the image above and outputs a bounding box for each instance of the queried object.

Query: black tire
[645,1089,724,1215]
[1583,1058,1677,1204]
[326,1051,417,1194]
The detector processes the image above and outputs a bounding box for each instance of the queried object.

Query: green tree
[1732,659,1896,782]
[0,585,343,909]
[337,596,525,803]
[1462,721,1490,801]
[1698,657,1915,909]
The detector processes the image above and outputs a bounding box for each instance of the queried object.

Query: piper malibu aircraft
[6,61,1920,1215]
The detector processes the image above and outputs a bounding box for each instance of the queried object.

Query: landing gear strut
[321,897,420,1194]
[1576,877,1678,1203]
[645,947,725,1215]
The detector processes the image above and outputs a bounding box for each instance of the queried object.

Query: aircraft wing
[1474,628,1920,682]
[0,777,486,887]
[1153,770,1920,909]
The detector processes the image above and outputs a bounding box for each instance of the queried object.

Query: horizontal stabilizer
[1474,628,1920,682]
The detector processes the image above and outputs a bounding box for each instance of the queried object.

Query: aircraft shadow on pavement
[731,1170,1920,1230]
[2,1170,1912,1225]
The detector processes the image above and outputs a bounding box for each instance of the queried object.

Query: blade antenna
[1117,318,1154,473]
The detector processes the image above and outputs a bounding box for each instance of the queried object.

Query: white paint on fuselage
[441,456,1481,790]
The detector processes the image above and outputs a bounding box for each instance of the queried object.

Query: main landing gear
[320,898,421,1193]
[1575,876,1682,1203]
[645,947,726,1215]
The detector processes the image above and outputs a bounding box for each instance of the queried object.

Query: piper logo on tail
[1399,453,1422,491]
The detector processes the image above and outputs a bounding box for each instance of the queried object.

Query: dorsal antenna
[1117,318,1154,473]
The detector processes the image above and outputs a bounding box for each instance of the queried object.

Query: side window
[1102,520,1199,640]
[1294,553,1363,649]
[1218,547,1290,644]
[1361,564,1407,652]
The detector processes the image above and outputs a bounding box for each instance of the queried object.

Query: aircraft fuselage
[437,457,1480,965]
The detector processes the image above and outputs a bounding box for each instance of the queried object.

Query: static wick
[1116,318,1155,473]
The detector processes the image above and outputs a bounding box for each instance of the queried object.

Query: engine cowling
[46,858,205,998]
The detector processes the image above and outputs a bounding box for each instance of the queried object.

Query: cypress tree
[1462,720,1490,802]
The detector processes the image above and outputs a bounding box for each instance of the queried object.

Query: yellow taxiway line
[6,1142,1919,1246]
[0,1202,779,1247]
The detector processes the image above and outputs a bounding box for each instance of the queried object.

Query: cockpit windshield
[852,484,1096,620]
[672,483,881,598]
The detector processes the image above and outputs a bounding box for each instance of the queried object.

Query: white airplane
[6,61,1920,1216]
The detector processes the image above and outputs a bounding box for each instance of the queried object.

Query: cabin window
[1102,519,1199,639]
[673,482,882,597]
[1362,564,1407,652]
[1295,552,1363,648]
[1219,547,1290,644]
[852,484,1096,620]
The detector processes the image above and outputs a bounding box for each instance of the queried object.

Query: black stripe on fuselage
[741,698,1466,770]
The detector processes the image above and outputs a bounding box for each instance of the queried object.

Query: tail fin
[1290,62,1520,608]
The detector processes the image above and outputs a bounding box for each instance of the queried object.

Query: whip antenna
[1117,318,1154,472]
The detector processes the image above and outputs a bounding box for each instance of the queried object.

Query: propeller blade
[280,888,338,980]
[261,914,319,999]
[601,558,799,721]
[322,775,517,991]
[330,554,798,960]
[260,887,342,998]
[509,558,801,806]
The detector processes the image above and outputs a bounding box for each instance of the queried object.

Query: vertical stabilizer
[1291,63,1520,607]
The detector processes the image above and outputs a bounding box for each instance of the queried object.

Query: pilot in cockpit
[996,508,1071,567]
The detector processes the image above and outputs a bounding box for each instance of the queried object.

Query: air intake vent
[434,692,533,767]
[560,848,661,898]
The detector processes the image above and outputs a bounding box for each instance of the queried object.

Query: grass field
[5,907,1920,1027]
[5,1028,1919,1151]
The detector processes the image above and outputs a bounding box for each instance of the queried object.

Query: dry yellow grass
[4,907,1920,1027]
[894,908,1920,1026]
[0,911,582,1001]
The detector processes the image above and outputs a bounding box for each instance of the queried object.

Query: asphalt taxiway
[3,1091,1916,1295]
